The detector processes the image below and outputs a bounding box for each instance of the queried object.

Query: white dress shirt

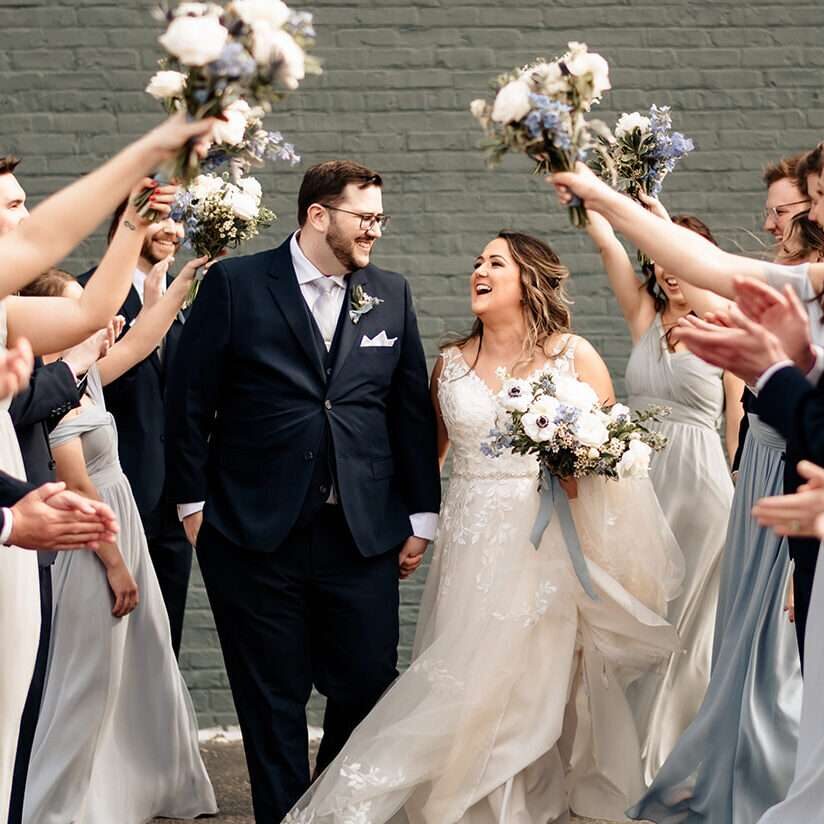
[178,233,438,542]
[754,345,824,394]
[0,507,13,545]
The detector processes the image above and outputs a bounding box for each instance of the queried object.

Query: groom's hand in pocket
[399,536,428,579]
[183,511,203,548]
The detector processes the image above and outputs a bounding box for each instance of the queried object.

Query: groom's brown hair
[298,160,382,226]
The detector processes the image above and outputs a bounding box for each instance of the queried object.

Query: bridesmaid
[21,263,217,824]
[584,207,741,784]
[550,163,824,823]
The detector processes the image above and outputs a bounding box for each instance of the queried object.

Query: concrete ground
[152,739,650,824]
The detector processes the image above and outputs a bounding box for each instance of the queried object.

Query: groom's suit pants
[197,505,400,822]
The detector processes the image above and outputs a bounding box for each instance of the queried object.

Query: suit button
[319,484,329,496]
[326,368,332,376]
[324,400,332,410]
[304,451,314,461]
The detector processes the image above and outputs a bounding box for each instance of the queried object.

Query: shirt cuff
[177,502,204,521]
[805,345,824,385]
[409,512,438,542]
[754,360,794,395]
[0,508,13,545]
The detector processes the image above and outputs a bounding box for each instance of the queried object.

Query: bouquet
[590,104,694,267]
[484,367,668,482]
[201,99,301,176]
[482,365,668,597]
[137,0,318,218]
[470,42,612,228]
[171,171,275,302]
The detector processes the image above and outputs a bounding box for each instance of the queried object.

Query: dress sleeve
[761,262,814,300]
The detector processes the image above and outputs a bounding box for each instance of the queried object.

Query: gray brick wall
[2,0,823,727]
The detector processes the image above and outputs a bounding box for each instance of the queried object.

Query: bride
[284,230,684,823]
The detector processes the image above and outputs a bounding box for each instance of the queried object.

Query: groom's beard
[326,219,372,272]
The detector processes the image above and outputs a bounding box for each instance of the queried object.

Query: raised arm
[551,164,805,298]
[4,181,178,356]
[585,209,655,342]
[97,255,210,386]
[0,113,215,298]
[722,371,745,467]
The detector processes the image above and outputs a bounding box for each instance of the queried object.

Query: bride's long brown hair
[445,231,573,372]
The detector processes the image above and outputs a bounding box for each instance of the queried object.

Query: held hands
[637,191,671,222]
[0,337,34,399]
[398,535,429,579]
[752,460,824,541]
[8,482,119,550]
[183,511,203,548]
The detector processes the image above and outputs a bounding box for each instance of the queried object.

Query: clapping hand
[0,337,34,399]
[752,460,824,540]
[733,278,816,373]
[9,481,119,550]
[62,315,125,378]
[671,304,789,385]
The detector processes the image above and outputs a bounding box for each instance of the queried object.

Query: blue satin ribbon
[530,471,597,600]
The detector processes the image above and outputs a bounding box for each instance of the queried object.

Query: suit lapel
[267,241,327,383]
[330,267,369,384]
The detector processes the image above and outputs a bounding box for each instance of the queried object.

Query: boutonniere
[349,284,384,324]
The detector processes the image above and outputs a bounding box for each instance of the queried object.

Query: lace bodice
[437,337,578,480]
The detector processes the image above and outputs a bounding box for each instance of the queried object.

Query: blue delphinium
[525,94,573,151]
[646,104,694,197]
[208,42,257,82]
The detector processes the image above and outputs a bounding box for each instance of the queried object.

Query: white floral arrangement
[470,42,612,228]
[482,367,668,481]
[171,172,275,301]
[138,0,318,217]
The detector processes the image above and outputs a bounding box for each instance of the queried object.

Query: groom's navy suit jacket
[165,237,441,556]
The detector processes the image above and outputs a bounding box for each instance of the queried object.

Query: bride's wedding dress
[285,339,684,823]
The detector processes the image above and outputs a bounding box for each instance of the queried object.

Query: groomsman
[78,208,192,657]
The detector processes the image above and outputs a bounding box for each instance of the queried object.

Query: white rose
[174,2,210,16]
[159,14,229,66]
[238,175,263,203]
[563,42,611,98]
[470,98,487,120]
[233,0,291,28]
[212,99,252,146]
[523,60,567,96]
[575,412,609,448]
[552,373,598,411]
[617,439,652,479]
[252,23,305,88]
[225,188,259,220]
[609,403,631,421]
[145,70,187,99]
[490,79,532,124]
[498,378,533,413]
[615,112,651,138]
[189,174,225,200]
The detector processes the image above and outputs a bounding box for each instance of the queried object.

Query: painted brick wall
[2,0,823,726]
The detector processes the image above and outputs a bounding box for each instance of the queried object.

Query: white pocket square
[360,330,398,348]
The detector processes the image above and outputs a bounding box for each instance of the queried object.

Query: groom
[165,160,441,821]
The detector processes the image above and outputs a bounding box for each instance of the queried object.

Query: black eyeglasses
[321,204,391,232]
